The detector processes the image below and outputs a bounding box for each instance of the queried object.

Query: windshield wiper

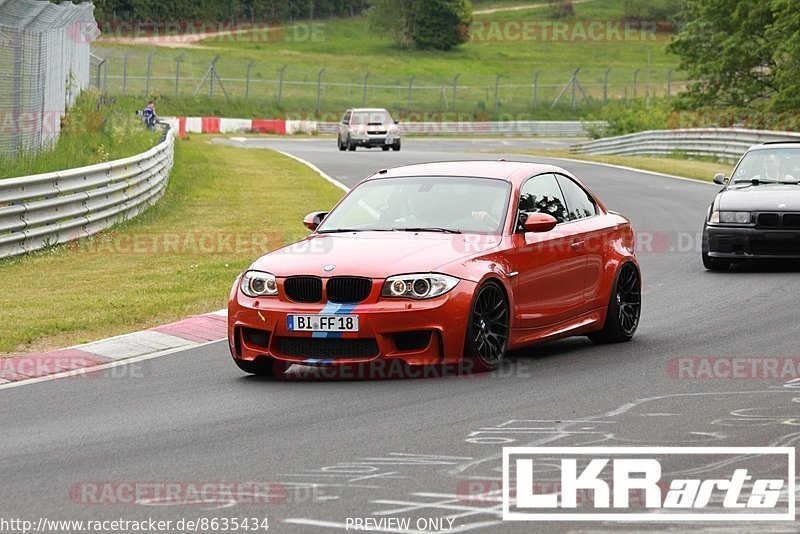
[317,228,393,233]
[733,178,799,185]
[394,227,462,234]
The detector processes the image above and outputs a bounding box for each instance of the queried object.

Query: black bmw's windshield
[317,176,512,234]
[731,148,800,186]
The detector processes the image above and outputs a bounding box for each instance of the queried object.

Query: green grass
[509,148,734,181]
[0,136,345,355]
[92,0,683,119]
[0,91,160,180]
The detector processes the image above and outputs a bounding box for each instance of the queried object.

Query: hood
[249,232,501,279]
[719,185,800,211]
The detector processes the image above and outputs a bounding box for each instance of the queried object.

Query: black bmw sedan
[702,142,800,270]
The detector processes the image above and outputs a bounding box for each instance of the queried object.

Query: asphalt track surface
[1,138,799,533]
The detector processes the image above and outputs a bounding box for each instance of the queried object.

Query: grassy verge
[508,149,734,182]
[0,135,345,355]
[0,91,160,180]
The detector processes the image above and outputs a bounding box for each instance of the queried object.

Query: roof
[366,160,568,183]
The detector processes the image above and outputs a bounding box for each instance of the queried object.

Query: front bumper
[228,278,476,366]
[352,135,400,147]
[705,225,800,258]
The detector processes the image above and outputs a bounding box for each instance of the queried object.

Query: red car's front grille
[326,277,372,303]
[284,276,323,303]
[277,337,379,359]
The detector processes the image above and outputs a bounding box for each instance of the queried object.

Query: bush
[585,99,671,138]
[368,0,472,51]
[548,0,575,19]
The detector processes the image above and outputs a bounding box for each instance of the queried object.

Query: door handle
[571,241,585,251]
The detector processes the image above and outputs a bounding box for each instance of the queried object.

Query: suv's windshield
[731,148,800,185]
[350,110,393,126]
[318,176,511,234]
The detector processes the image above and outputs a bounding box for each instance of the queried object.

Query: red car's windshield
[318,176,511,234]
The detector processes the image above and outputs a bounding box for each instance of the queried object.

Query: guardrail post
[316,67,326,115]
[633,68,640,99]
[175,53,184,97]
[362,72,370,107]
[532,70,540,109]
[453,73,460,112]
[277,64,287,104]
[145,54,153,96]
[603,68,611,104]
[246,61,254,100]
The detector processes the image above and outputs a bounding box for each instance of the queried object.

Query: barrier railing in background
[571,128,800,161]
[160,117,603,137]
[0,126,174,259]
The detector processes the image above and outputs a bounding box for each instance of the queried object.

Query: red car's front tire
[463,280,510,373]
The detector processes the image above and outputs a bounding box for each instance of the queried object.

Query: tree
[368,0,472,50]
[667,0,777,108]
[412,0,472,50]
[767,0,800,111]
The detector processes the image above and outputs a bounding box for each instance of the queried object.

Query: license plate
[287,314,359,332]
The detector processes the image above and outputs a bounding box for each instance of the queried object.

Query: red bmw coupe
[227,161,640,376]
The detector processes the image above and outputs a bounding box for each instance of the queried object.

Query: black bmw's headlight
[240,271,278,297]
[381,273,459,300]
[710,211,752,225]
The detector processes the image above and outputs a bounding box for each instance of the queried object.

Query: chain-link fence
[0,0,99,158]
[89,50,692,118]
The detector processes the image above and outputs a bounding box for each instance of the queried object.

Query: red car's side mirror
[523,212,558,233]
[303,211,328,231]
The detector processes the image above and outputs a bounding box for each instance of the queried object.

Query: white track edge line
[277,150,351,192]
[0,338,225,392]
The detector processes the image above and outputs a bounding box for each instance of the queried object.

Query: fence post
[453,73,460,112]
[277,64,287,104]
[532,70,540,109]
[408,76,415,113]
[209,56,221,98]
[122,52,129,95]
[316,67,325,114]
[633,68,640,99]
[145,54,153,96]
[175,53,184,97]
[362,72,370,107]
[95,57,106,89]
[494,74,502,114]
[571,69,578,109]
[603,68,611,104]
[246,61,254,100]
[667,69,673,98]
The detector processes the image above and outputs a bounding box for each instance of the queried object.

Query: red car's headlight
[240,271,278,297]
[381,273,459,300]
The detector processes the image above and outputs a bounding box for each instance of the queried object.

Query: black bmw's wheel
[464,281,510,372]
[233,357,290,378]
[589,263,641,343]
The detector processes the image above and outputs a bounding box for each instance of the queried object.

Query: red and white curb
[0,310,228,388]
[161,117,315,138]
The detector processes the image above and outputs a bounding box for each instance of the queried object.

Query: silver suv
[337,108,401,152]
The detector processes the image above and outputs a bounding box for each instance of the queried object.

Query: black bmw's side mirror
[713,173,727,185]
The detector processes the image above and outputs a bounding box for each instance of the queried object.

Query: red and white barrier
[161,117,312,137]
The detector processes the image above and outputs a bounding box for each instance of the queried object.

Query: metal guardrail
[0,126,175,259]
[571,128,800,160]
[317,121,603,137]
